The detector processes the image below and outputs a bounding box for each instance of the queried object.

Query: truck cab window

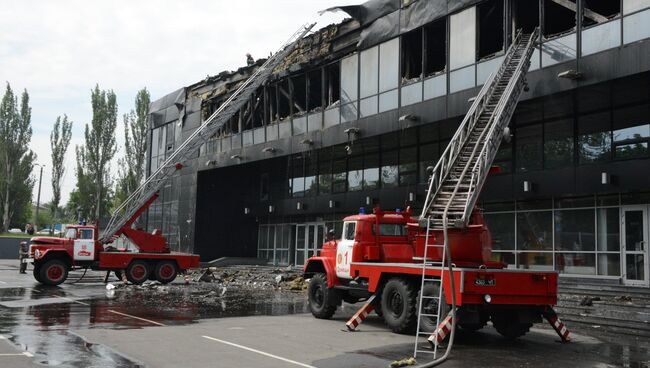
[372,224,406,236]
[65,229,76,239]
[79,229,93,240]
[344,222,356,240]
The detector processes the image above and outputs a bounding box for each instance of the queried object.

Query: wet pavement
[0,261,308,367]
[0,260,649,367]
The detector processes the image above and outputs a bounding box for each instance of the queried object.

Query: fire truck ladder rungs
[414,28,539,361]
[413,217,447,359]
[420,28,538,230]
[100,23,316,244]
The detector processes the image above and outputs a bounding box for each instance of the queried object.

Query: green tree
[50,114,73,221]
[0,83,35,231]
[73,85,117,220]
[115,88,150,207]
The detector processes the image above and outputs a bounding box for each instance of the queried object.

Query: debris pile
[186,265,309,292]
[102,265,311,316]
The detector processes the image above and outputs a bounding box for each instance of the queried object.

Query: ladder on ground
[413,28,539,359]
[100,23,315,244]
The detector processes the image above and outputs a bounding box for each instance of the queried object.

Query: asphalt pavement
[0,259,648,368]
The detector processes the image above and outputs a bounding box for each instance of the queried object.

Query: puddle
[0,283,309,367]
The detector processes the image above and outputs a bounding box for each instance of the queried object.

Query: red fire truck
[303,207,564,340]
[24,193,199,286]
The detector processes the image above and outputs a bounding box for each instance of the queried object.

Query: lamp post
[33,164,44,231]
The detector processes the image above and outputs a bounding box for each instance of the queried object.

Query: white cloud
[0,0,358,208]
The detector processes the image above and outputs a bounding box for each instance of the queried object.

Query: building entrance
[294,223,326,267]
[622,206,649,286]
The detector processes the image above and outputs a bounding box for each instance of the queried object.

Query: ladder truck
[303,29,571,360]
[24,24,315,286]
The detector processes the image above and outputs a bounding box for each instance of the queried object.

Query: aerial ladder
[100,24,315,245]
[414,28,540,363]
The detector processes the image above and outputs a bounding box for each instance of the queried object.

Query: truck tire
[126,260,150,285]
[492,314,532,339]
[417,283,447,333]
[154,261,177,284]
[380,278,418,334]
[308,273,337,319]
[39,259,68,286]
[33,264,43,283]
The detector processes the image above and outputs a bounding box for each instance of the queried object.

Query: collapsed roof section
[148,0,505,132]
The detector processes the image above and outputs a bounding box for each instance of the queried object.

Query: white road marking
[52,295,89,306]
[0,335,5,339]
[107,310,165,326]
[202,335,317,368]
[0,352,32,357]
[0,281,7,284]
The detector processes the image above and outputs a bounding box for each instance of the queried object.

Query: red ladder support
[346,294,377,331]
[428,312,455,347]
[543,306,571,343]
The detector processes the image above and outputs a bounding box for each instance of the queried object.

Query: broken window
[307,69,323,111]
[241,100,253,131]
[266,84,278,123]
[291,74,306,116]
[543,0,577,38]
[325,62,340,107]
[252,88,265,128]
[478,0,504,59]
[229,110,240,134]
[424,19,446,76]
[582,0,620,28]
[401,28,423,83]
[513,0,539,33]
[277,79,291,120]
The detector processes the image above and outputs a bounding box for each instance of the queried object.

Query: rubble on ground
[101,265,310,315]
[185,265,309,291]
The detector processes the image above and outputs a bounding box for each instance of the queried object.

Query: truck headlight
[34,249,41,259]
[484,294,492,304]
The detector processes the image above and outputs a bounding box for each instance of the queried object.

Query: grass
[0,233,32,239]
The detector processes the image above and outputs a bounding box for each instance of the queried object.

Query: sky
[0,0,359,207]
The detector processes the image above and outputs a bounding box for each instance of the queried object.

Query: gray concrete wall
[0,237,30,259]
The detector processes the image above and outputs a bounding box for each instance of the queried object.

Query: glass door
[295,225,307,267]
[294,223,326,267]
[622,206,649,286]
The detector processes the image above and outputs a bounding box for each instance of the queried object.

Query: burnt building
[146,0,650,287]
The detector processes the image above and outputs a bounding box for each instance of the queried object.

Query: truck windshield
[372,224,406,236]
[65,229,76,238]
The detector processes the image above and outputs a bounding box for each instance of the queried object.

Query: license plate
[22,258,33,263]
[474,278,496,286]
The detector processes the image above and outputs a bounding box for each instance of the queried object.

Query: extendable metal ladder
[414,28,539,359]
[100,24,315,244]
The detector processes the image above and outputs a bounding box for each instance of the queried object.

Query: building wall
[146,0,650,282]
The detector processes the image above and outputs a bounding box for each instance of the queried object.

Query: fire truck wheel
[33,265,43,283]
[39,259,69,286]
[492,314,532,339]
[126,260,151,285]
[417,283,447,333]
[380,278,418,334]
[308,273,337,319]
[154,261,178,284]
